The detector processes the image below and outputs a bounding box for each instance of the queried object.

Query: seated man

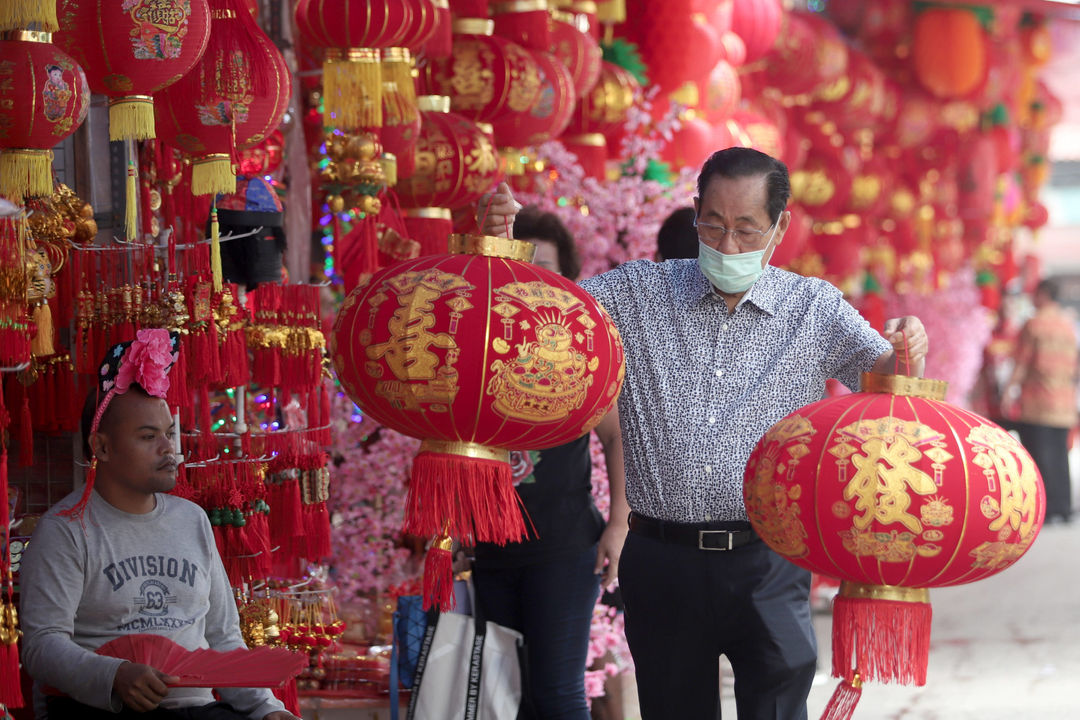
[20,329,297,720]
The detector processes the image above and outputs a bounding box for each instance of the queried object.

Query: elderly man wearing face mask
[480,147,928,720]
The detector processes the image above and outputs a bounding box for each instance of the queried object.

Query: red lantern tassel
[0,444,25,708]
[273,677,300,717]
[406,445,525,544]
[302,502,331,560]
[831,583,931,686]
[422,526,456,612]
[820,674,862,720]
[339,214,381,293]
[268,479,304,553]
[0,633,23,708]
[403,211,453,256]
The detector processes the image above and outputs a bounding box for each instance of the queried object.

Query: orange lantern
[0,32,90,199]
[912,6,989,99]
[331,234,625,604]
[395,96,503,255]
[418,19,542,124]
[744,374,1043,703]
[53,0,211,140]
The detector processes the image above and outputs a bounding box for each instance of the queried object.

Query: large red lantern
[53,0,211,140]
[330,234,625,573]
[744,374,1043,699]
[395,95,502,255]
[729,0,782,64]
[0,32,90,199]
[418,19,542,125]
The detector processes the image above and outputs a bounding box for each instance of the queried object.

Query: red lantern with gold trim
[744,373,1043,700]
[550,8,601,99]
[331,234,625,606]
[53,0,211,140]
[395,96,503,254]
[492,50,575,150]
[418,19,542,124]
[729,0,781,64]
[0,32,90,199]
[561,60,638,179]
[757,11,848,98]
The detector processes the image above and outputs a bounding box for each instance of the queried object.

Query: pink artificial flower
[115,328,173,398]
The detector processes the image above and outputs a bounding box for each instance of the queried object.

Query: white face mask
[697,216,781,293]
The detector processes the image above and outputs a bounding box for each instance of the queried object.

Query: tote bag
[407,593,524,719]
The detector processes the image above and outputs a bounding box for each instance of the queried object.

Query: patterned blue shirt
[581,260,891,523]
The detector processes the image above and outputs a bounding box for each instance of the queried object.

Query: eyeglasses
[694,218,776,248]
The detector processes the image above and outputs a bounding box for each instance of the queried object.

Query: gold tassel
[191,154,236,196]
[382,48,418,127]
[210,206,222,293]
[30,301,54,357]
[323,49,382,130]
[125,161,137,241]
[0,0,58,31]
[108,97,156,141]
[0,150,53,199]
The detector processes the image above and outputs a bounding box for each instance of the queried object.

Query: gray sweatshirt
[20,490,286,718]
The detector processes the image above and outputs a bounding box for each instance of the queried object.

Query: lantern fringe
[832,593,931,686]
[402,213,453,256]
[820,675,862,720]
[0,150,53,199]
[0,0,58,31]
[192,157,237,197]
[422,531,455,612]
[323,55,382,130]
[382,57,418,126]
[109,99,156,141]
[405,452,525,544]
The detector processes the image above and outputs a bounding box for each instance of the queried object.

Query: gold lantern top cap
[452,18,495,35]
[860,372,948,401]
[492,0,549,14]
[449,234,536,262]
[417,95,451,113]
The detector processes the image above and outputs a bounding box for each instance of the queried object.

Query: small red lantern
[53,0,211,140]
[418,19,542,125]
[492,50,575,150]
[744,374,1043,697]
[331,234,625,603]
[659,113,713,172]
[0,32,90,199]
[395,95,503,255]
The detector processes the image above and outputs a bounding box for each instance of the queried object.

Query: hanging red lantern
[729,0,782,64]
[789,150,854,221]
[0,32,91,199]
[732,108,784,161]
[53,0,211,141]
[492,0,551,51]
[235,32,292,151]
[550,9,602,99]
[294,0,413,130]
[701,59,740,123]
[395,96,503,254]
[744,373,1043,694]
[418,19,542,125]
[637,6,718,95]
[492,50,575,150]
[563,60,638,141]
[659,113,713,172]
[757,11,848,98]
[912,6,989,99]
[330,233,625,548]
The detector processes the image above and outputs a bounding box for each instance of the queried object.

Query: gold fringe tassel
[382,49,418,127]
[125,161,137,241]
[191,155,236,197]
[108,97,156,141]
[0,0,59,31]
[210,207,222,293]
[0,150,52,200]
[30,301,54,357]
[323,49,382,130]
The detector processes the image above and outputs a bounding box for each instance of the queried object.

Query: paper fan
[96,634,307,688]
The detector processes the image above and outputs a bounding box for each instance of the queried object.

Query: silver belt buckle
[698,530,733,551]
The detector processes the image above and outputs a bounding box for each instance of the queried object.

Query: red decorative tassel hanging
[403,211,453,256]
[422,524,456,612]
[273,677,300,717]
[0,214,31,370]
[17,390,32,467]
[301,502,331,560]
[831,583,932,686]
[338,214,380,293]
[0,439,25,707]
[820,674,862,720]
[405,448,525,544]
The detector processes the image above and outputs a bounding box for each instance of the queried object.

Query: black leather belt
[628,512,759,551]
